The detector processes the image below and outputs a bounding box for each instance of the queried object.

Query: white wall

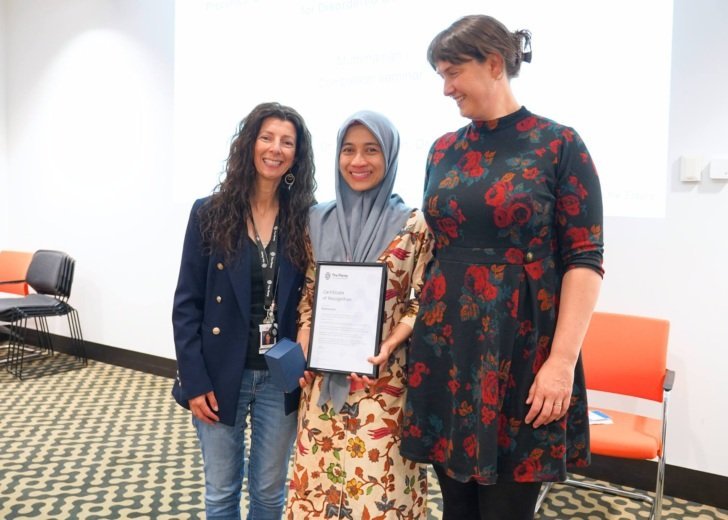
[4,0,180,357]
[0,1,8,243]
[596,0,728,478]
[2,0,726,477]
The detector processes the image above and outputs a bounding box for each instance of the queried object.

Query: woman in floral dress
[285,111,433,519]
[400,15,604,520]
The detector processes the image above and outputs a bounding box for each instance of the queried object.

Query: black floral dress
[400,107,604,484]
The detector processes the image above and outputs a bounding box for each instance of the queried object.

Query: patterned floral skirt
[286,352,428,519]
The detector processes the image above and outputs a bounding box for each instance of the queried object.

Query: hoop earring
[284,171,295,190]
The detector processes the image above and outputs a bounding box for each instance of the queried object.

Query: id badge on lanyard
[259,322,277,353]
[252,214,279,354]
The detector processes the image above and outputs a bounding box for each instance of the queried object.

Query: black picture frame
[306,261,386,378]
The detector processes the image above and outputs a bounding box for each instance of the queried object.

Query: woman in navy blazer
[172,102,316,519]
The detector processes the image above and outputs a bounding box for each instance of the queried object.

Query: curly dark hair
[198,102,316,270]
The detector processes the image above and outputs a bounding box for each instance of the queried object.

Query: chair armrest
[663,369,675,392]
[0,279,27,285]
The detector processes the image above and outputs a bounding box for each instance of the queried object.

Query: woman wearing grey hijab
[286,111,434,518]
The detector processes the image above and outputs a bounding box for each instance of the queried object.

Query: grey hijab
[308,110,412,411]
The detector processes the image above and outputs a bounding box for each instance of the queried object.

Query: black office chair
[0,250,86,378]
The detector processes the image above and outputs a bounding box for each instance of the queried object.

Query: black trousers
[434,465,542,520]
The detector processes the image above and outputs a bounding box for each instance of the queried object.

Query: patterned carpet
[0,353,726,519]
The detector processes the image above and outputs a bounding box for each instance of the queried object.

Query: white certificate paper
[307,262,386,377]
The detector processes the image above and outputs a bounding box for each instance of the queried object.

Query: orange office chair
[535,311,674,520]
[0,250,34,348]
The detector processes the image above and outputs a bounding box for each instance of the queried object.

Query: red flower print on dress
[550,444,566,458]
[429,273,447,300]
[505,248,524,264]
[421,273,446,305]
[465,265,497,301]
[524,259,544,280]
[481,371,499,405]
[437,217,459,238]
[409,361,429,388]
[557,194,581,216]
[480,406,496,425]
[537,289,554,311]
[465,265,489,292]
[463,434,478,457]
[508,288,519,318]
[458,400,474,416]
[409,371,423,388]
[447,379,461,395]
[423,301,446,325]
[448,199,466,223]
[460,296,479,321]
[406,425,422,438]
[549,139,561,154]
[532,335,550,374]
[431,151,445,165]
[434,133,457,150]
[513,453,543,482]
[431,438,449,463]
[529,236,544,249]
[518,320,533,337]
[523,167,539,180]
[484,284,497,301]
[567,175,588,198]
[507,197,533,226]
[565,227,590,248]
[484,180,512,207]
[458,151,485,178]
[516,116,538,132]
[562,128,574,142]
[497,414,511,449]
[493,207,513,228]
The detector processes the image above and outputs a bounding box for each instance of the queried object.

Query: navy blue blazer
[172,197,303,425]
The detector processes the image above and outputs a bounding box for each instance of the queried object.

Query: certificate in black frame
[306,261,386,378]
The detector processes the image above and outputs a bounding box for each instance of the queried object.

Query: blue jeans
[193,369,297,520]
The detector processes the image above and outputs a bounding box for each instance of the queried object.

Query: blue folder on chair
[264,338,306,394]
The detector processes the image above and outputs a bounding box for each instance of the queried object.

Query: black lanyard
[251,213,279,324]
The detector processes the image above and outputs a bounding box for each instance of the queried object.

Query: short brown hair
[427,15,532,78]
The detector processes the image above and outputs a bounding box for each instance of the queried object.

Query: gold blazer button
[212,327,221,335]
[216,296,222,303]
[217,262,224,270]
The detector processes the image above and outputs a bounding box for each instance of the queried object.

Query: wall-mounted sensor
[679,156,703,182]
[708,158,728,180]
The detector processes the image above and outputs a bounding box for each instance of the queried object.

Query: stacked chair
[0,250,34,353]
[0,250,86,379]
